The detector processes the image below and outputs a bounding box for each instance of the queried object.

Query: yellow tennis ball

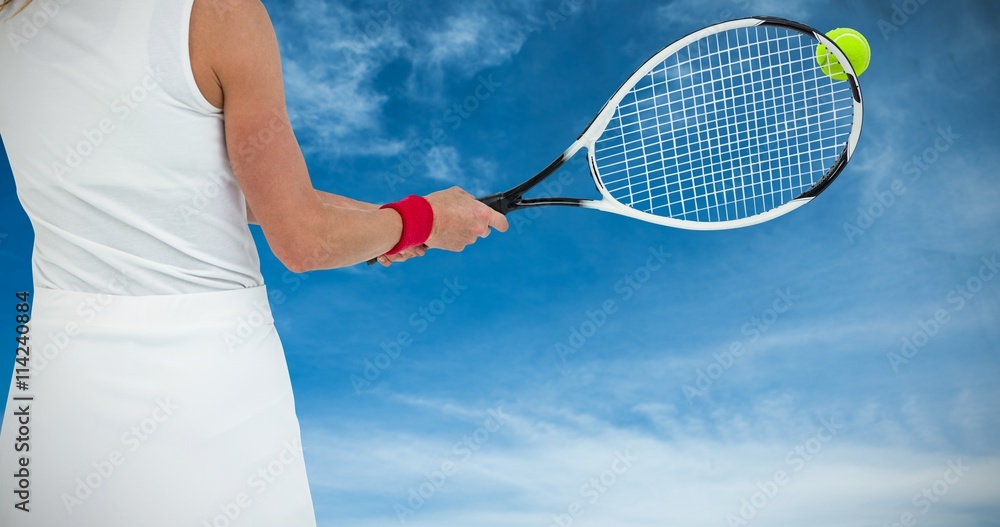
[816,28,870,81]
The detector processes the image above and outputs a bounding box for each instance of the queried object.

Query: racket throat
[478,147,582,215]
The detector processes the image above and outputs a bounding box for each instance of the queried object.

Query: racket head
[576,16,863,230]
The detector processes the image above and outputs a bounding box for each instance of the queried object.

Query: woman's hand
[375,244,427,267]
[375,187,509,266]
[424,187,509,252]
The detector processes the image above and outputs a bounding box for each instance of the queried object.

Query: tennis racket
[370,16,862,264]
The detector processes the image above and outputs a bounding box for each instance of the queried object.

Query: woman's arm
[191,0,506,272]
[246,191,378,225]
[316,191,380,212]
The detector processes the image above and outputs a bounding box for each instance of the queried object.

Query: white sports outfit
[0,0,316,525]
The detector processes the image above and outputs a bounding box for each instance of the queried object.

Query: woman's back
[0,0,263,295]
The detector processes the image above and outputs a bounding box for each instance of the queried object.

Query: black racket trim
[480,151,573,214]
[800,148,849,199]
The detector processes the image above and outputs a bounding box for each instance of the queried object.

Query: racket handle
[366,193,509,266]
[477,193,511,214]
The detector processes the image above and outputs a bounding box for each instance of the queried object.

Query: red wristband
[380,195,434,255]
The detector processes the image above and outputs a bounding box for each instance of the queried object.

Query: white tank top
[0,0,264,295]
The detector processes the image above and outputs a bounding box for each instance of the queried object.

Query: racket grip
[366,193,508,266]
[477,193,510,214]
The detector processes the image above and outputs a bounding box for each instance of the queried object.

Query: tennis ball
[815,28,870,81]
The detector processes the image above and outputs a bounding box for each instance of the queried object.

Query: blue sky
[2,0,1000,526]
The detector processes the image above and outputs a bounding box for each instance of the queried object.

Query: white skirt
[0,285,315,526]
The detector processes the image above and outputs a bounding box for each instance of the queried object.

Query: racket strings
[593,26,856,222]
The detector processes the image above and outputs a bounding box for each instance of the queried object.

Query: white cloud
[845,147,1000,257]
[467,157,499,196]
[271,1,409,158]
[408,6,537,89]
[268,1,550,162]
[300,395,1000,527]
[259,1,578,198]
[425,145,463,184]
[420,147,497,196]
